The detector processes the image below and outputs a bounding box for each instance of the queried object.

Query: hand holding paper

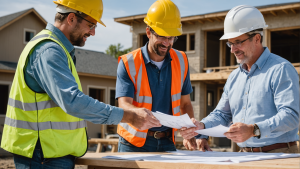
[152,111,196,129]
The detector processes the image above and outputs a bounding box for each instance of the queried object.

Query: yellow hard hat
[53,0,105,27]
[144,0,182,36]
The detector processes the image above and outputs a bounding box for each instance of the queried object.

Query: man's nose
[89,28,95,36]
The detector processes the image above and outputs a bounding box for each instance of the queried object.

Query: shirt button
[243,107,245,109]
[248,76,251,79]
[160,79,162,81]
[245,92,247,95]
[266,135,268,137]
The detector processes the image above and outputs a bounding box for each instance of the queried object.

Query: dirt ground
[0,157,87,169]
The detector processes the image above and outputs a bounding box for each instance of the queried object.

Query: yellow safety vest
[1,29,87,158]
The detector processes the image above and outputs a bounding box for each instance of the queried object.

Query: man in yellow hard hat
[115,0,196,152]
[180,5,299,153]
[1,0,160,168]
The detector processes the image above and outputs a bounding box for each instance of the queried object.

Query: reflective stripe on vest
[119,123,147,138]
[126,53,153,104]
[8,98,59,111]
[5,117,87,131]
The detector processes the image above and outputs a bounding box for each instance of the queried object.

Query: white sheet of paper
[195,124,229,137]
[152,111,196,129]
[102,150,300,164]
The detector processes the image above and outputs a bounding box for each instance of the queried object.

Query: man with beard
[1,0,161,168]
[115,0,196,152]
[180,5,299,153]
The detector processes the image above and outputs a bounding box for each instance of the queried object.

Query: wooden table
[75,152,300,169]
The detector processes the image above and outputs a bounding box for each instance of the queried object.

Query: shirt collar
[46,23,75,55]
[254,47,270,70]
[239,47,271,72]
[141,42,172,65]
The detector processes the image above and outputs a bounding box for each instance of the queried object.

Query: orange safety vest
[117,48,189,147]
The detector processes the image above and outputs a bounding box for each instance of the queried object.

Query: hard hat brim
[220,32,244,40]
[151,26,182,37]
[53,1,106,27]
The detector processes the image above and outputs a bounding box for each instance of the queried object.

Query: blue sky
[0,0,298,52]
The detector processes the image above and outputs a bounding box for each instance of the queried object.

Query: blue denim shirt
[198,47,299,147]
[116,43,193,131]
[24,23,124,124]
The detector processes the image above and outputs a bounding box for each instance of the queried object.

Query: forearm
[52,87,124,124]
[180,103,194,118]
[118,100,137,109]
[201,110,232,129]
[256,107,299,139]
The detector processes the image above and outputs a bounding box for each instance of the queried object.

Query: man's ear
[146,27,151,39]
[66,13,76,26]
[255,34,261,44]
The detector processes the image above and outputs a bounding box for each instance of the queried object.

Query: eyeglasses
[150,30,178,43]
[75,13,97,30]
[226,34,256,48]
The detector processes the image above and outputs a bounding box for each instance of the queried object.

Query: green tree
[105,43,131,59]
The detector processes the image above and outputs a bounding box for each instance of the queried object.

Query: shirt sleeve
[181,66,193,95]
[200,74,233,129]
[115,59,135,99]
[256,63,300,138]
[29,41,124,125]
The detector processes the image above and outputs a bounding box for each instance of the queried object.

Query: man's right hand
[180,118,205,139]
[122,108,161,130]
[196,138,212,152]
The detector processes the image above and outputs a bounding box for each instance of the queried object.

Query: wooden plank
[219,41,226,66]
[270,11,277,16]
[230,53,235,66]
[187,34,190,51]
[282,9,289,14]
[291,8,296,14]
[89,138,119,145]
[214,17,222,22]
[204,31,207,69]
[190,72,231,81]
[96,143,102,153]
[197,20,204,24]
[206,18,214,23]
[76,152,300,169]
[269,26,300,32]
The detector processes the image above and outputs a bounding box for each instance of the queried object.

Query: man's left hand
[183,138,197,150]
[224,122,254,143]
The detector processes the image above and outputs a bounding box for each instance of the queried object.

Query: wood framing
[219,40,226,66]
[114,3,300,27]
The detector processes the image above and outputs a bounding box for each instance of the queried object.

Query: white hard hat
[220,5,268,40]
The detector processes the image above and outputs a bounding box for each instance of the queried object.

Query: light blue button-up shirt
[200,47,299,147]
[24,23,124,124]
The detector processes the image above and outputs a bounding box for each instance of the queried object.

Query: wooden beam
[186,21,195,25]
[77,72,116,80]
[219,41,226,66]
[270,11,277,16]
[187,34,190,51]
[230,53,235,66]
[214,17,222,22]
[190,72,231,81]
[218,17,225,21]
[291,8,296,14]
[282,9,289,14]
[206,18,214,23]
[197,20,204,24]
